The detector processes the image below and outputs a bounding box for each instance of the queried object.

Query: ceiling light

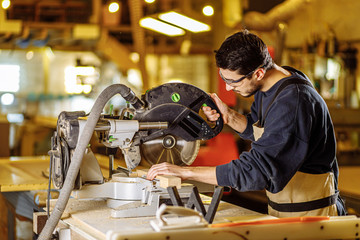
[108,2,119,13]
[159,11,210,33]
[1,93,15,105]
[202,5,214,16]
[129,52,140,63]
[139,17,185,37]
[1,0,10,10]
[144,0,155,3]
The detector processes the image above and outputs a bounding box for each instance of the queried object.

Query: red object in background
[268,46,275,59]
[192,72,239,167]
[217,71,236,107]
[191,132,239,167]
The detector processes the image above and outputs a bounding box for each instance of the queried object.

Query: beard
[233,80,261,98]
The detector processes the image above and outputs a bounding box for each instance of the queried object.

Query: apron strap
[267,192,339,212]
[259,78,313,127]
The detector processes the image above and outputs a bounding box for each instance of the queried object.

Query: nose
[225,83,234,91]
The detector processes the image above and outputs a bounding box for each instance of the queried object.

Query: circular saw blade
[140,135,200,166]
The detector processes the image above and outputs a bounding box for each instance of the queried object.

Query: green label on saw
[171,92,180,102]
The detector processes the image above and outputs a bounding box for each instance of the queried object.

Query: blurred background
[0,0,360,238]
[0,0,359,162]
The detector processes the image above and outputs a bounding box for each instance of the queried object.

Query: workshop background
[0,0,359,239]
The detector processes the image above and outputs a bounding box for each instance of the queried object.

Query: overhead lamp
[202,5,214,16]
[1,93,15,105]
[158,11,210,33]
[108,2,119,13]
[139,17,185,37]
[1,0,10,10]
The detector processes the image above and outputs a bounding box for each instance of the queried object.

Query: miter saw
[47,82,223,219]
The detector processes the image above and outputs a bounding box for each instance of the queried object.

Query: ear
[254,68,266,81]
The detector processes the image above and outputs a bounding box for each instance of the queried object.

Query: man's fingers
[202,105,220,122]
[146,163,171,180]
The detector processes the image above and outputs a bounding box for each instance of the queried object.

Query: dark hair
[215,30,273,75]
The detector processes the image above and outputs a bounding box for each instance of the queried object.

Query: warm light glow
[159,11,211,33]
[64,66,96,94]
[139,17,185,36]
[26,51,34,60]
[127,69,143,88]
[129,52,140,63]
[75,66,95,76]
[7,113,24,123]
[202,5,214,16]
[0,65,20,92]
[167,79,184,83]
[144,0,155,3]
[326,58,341,80]
[1,93,14,105]
[108,2,119,13]
[1,0,10,10]
[82,85,92,94]
[45,47,55,60]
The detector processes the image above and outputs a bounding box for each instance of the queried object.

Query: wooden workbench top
[0,156,50,192]
[55,195,272,239]
[0,154,125,192]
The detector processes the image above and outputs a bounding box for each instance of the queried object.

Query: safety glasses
[219,64,265,85]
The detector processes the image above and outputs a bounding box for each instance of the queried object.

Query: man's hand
[203,93,230,124]
[203,93,248,133]
[146,162,189,180]
[146,162,218,185]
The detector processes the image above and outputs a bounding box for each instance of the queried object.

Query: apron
[253,77,338,217]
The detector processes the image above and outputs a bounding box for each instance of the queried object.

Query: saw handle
[203,96,224,137]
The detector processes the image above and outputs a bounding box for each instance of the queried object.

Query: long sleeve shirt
[216,66,341,198]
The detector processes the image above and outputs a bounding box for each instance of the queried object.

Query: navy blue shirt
[216,66,346,215]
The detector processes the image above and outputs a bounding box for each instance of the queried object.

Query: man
[147,30,346,217]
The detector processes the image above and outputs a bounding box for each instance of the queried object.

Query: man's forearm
[226,108,248,133]
[182,166,218,185]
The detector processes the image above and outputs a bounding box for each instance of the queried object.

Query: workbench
[51,195,273,240]
[0,154,124,192]
[1,156,360,240]
[46,194,360,240]
[338,166,360,216]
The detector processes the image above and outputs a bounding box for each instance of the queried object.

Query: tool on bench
[39,83,224,240]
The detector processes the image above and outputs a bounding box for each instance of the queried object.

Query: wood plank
[135,169,182,189]
[33,212,47,235]
[156,175,181,189]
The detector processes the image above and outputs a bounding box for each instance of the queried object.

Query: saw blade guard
[134,82,223,166]
[137,82,223,141]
